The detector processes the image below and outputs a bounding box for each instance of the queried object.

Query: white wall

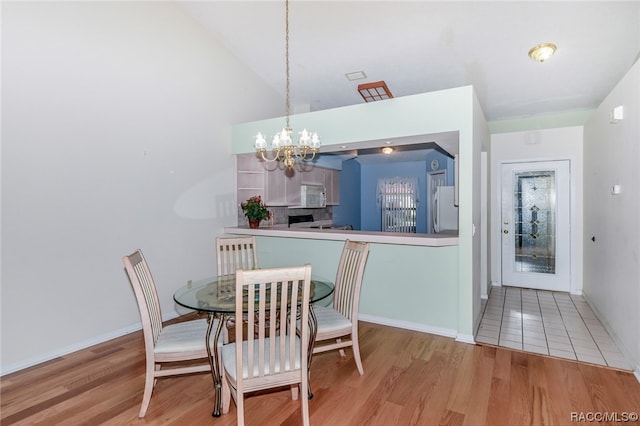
[1,2,282,374]
[490,126,584,294]
[583,60,640,375]
[470,91,490,334]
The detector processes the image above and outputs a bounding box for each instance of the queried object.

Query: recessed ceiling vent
[358,80,393,102]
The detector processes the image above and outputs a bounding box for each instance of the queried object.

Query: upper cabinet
[325,168,340,205]
[265,166,301,206]
[237,154,339,207]
[299,166,324,186]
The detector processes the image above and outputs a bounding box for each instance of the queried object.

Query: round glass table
[174,275,334,417]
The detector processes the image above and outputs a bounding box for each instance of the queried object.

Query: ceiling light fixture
[382,147,394,155]
[528,43,557,63]
[254,0,319,169]
[358,81,393,102]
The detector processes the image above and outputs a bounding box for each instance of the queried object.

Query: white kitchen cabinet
[236,154,339,206]
[299,166,325,186]
[286,170,302,205]
[326,168,340,205]
[237,154,266,172]
[265,166,301,206]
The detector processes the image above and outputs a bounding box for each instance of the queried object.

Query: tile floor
[476,286,631,370]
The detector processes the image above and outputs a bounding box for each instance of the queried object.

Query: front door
[501,160,570,291]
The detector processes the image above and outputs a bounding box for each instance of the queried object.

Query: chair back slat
[216,237,258,276]
[123,250,163,347]
[333,240,370,321]
[235,265,311,385]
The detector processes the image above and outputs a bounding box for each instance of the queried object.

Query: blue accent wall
[360,160,428,232]
[331,159,361,229]
[334,150,453,233]
[425,150,455,185]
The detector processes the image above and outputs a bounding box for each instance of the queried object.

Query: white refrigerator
[433,186,458,233]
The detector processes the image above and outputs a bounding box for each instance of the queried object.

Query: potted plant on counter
[241,195,270,229]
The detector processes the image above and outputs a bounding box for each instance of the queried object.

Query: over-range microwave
[299,184,326,208]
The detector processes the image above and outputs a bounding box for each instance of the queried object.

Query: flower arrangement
[241,195,270,224]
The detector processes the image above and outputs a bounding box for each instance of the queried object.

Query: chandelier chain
[285,0,290,129]
[253,0,319,170]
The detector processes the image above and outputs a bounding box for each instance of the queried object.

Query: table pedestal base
[205,313,226,417]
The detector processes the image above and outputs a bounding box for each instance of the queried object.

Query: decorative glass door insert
[513,170,556,274]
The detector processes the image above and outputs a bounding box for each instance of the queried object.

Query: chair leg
[221,373,231,414]
[352,334,364,375]
[236,393,245,426]
[300,379,310,426]
[290,383,299,400]
[337,338,346,357]
[138,363,157,417]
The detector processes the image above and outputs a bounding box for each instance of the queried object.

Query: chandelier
[254,0,320,169]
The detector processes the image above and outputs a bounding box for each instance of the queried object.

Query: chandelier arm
[259,149,281,163]
[295,148,319,162]
[300,153,318,162]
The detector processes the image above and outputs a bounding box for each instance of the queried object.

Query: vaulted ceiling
[180,1,639,123]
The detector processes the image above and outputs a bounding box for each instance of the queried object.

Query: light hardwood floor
[2,318,639,425]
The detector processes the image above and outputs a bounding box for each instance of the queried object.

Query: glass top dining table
[173,274,335,314]
[173,274,334,418]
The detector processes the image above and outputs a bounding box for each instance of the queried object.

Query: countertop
[223,225,458,247]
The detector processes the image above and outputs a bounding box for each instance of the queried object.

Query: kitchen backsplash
[237,206,333,227]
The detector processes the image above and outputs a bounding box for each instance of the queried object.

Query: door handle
[503,229,509,234]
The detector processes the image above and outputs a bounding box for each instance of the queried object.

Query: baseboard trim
[1,311,182,376]
[581,294,639,382]
[455,333,476,344]
[358,313,458,339]
[6,311,480,376]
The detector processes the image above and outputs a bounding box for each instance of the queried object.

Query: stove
[288,214,314,228]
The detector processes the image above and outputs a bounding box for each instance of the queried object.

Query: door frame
[495,157,579,294]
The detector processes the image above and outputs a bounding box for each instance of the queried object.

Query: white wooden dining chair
[216,236,259,343]
[123,249,219,418]
[221,264,312,426]
[215,236,258,276]
[312,240,370,375]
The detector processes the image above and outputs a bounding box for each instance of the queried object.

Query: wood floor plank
[2,320,640,425]
[508,350,534,425]
[527,354,554,425]
[579,361,640,423]
[462,345,495,425]
[416,341,466,425]
[536,356,568,425]
[445,342,476,414]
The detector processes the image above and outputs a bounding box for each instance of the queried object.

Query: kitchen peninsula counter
[223,226,458,247]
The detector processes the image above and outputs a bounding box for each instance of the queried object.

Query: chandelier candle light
[254,0,320,169]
